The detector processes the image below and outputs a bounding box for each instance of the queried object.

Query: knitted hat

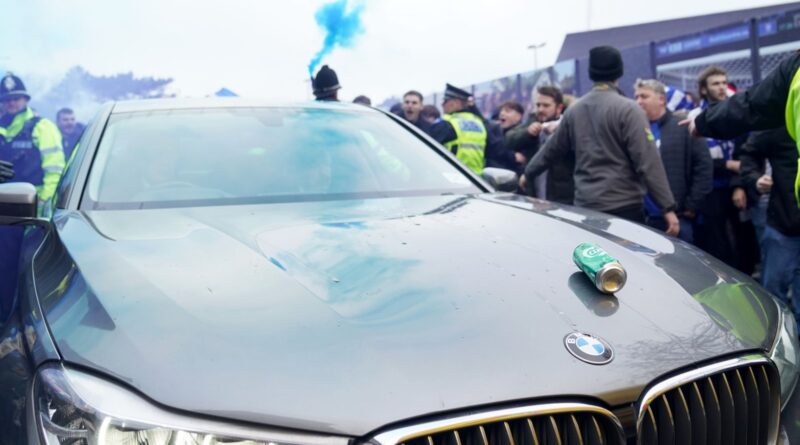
[589,46,624,82]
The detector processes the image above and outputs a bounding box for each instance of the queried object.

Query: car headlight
[34,365,349,445]
[769,301,800,410]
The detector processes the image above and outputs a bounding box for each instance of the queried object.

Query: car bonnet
[40,194,778,436]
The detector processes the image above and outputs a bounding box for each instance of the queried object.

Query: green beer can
[573,242,627,294]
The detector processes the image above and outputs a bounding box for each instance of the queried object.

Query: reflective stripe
[39,146,62,156]
[43,165,64,173]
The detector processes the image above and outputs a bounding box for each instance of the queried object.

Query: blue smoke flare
[308,0,365,76]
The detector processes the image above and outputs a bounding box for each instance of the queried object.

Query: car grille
[371,403,626,445]
[636,355,780,445]
[370,355,781,445]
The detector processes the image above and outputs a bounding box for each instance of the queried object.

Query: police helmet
[0,73,31,101]
[312,65,341,99]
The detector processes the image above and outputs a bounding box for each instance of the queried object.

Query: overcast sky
[3,0,794,103]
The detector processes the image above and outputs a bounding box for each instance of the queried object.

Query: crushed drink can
[573,242,627,294]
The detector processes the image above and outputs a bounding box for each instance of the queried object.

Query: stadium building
[424,2,800,116]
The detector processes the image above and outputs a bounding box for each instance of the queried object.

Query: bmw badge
[564,332,614,365]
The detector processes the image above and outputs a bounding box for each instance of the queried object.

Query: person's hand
[514,152,527,164]
[725,160,741,173]
[543,121,559,135]
[0,160,14,183]
[527,122,543,137]
[678,108,702,137]
[518,175,527,191]
[664,211,680,237]
[756,175,773,194]
[682,208,696,220]
[732,187,747,209]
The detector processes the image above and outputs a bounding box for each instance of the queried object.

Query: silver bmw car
[0,99,797,444]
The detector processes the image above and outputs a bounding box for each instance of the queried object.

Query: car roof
[110,97,381,114]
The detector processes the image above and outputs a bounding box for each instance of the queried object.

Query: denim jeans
[750,194,769,263]
[761,225,800,322]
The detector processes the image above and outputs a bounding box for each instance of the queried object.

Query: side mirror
[0,183,37,225]
[481,167,518,192]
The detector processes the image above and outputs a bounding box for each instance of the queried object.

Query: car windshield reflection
[84,107,479,210]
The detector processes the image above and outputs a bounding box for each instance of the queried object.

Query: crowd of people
[1,44,800,322]
[311,46,800,322]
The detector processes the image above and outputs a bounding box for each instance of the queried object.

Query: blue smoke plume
[308,0,365,76]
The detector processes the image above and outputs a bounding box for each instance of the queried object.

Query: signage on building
[759,9,800,37]
[656,23,750,59]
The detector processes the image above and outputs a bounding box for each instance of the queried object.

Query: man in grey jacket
[521,45,680,236]
[634,79,713,244]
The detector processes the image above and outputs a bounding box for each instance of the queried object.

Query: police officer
[312,65,341,102]
[0,73,65,204]
[0,72,65,318]
[429,84,487,174]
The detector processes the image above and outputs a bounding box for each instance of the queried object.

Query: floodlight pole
[587,0,592,30]
[527,42,547,71]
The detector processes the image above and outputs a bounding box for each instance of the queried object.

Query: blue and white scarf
[697,100,736,189]
[665,86,694,112]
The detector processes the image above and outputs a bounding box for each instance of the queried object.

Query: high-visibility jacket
[0,108,65,208]
[785,67,800,204]
[442,112,487,174]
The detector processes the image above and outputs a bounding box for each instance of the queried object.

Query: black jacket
[696,52,800,138]
[655,111,713,212]
[404,116,432,135]
[504,115,540,161]
[484,121,516,170]
[508,116,574,203]
[544,146,575,205]
[740,128,800,236]
[485,122,523,172]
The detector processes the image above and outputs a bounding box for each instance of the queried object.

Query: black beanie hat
[312,65,341,98]
[589,46,623,82]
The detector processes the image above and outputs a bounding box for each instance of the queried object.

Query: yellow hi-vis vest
[442,112,487,174]
[785,67,800,205]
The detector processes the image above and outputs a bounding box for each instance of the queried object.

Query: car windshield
[84,106,480,209]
